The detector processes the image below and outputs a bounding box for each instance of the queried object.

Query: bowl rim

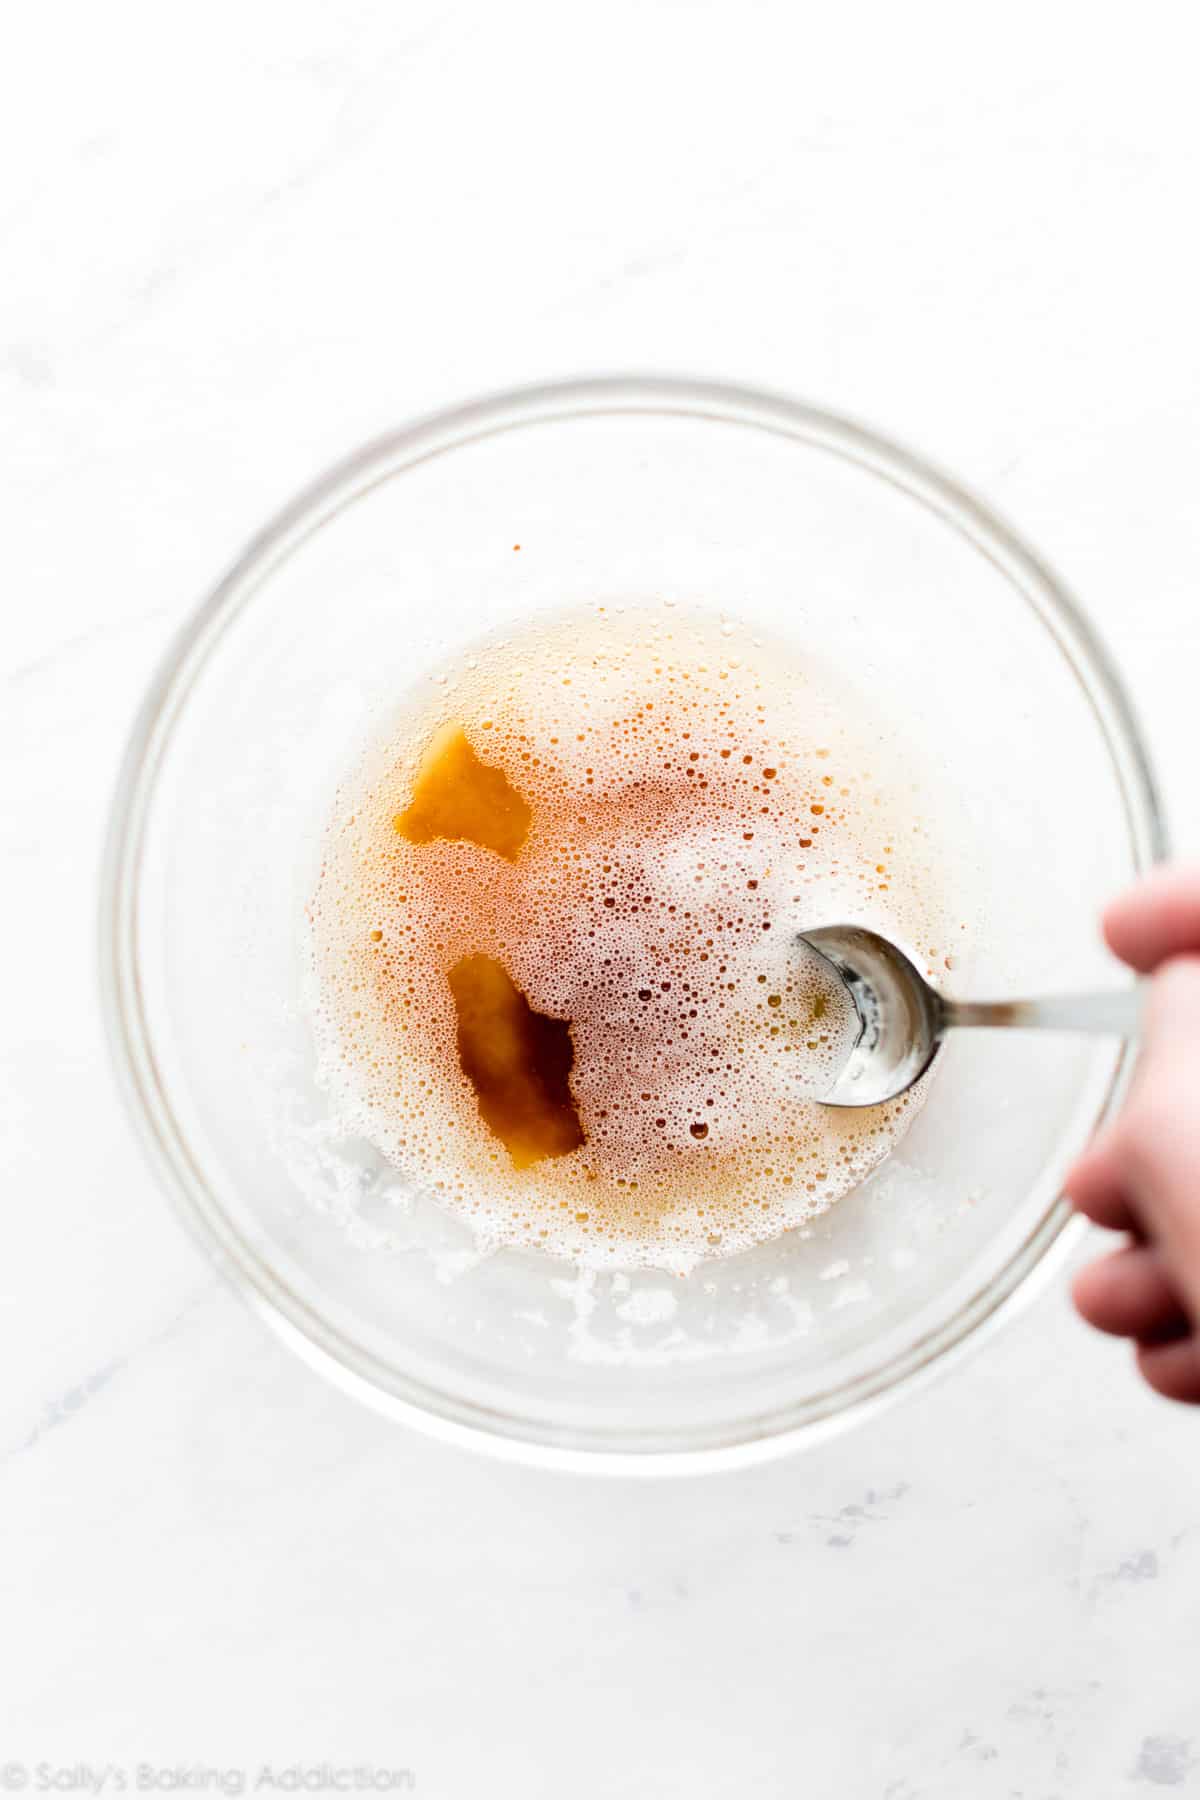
[98,373,1167,1474]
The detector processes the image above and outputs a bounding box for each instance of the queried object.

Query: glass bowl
[100,377,1164,1472]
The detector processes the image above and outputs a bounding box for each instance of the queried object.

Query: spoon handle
[944,986,1143,1039]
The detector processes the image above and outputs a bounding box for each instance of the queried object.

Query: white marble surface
[3,2,1200,1791]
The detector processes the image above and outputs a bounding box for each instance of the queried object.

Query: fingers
[1138,952,1200,1076]
[1135,1336,1200,1404]
[1104,865,1200,973]
[1067,874,1200,1406]
[1117,962,1200,1299]
[1064,1131,1141,1232]
[1066,960,1200,1298]
[1072,1242,1200,1404]
[1071,1244,1188,1341]
[1064,948,1200,1236]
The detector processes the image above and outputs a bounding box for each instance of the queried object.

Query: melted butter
[309,603,968,1272]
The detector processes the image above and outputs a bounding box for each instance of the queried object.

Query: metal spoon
[800,923,1143,1108]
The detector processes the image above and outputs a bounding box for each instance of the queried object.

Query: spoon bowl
[800,926,946,1106]
[801,923,1143,1108]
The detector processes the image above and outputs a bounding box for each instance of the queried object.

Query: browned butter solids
[395,722,531,861]
[447,954,584,1169]
[397,726,579,1167]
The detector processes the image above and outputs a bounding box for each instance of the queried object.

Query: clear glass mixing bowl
[100,377,1164,1472]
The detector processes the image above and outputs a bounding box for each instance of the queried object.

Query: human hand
[1067,865,1200,1403]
